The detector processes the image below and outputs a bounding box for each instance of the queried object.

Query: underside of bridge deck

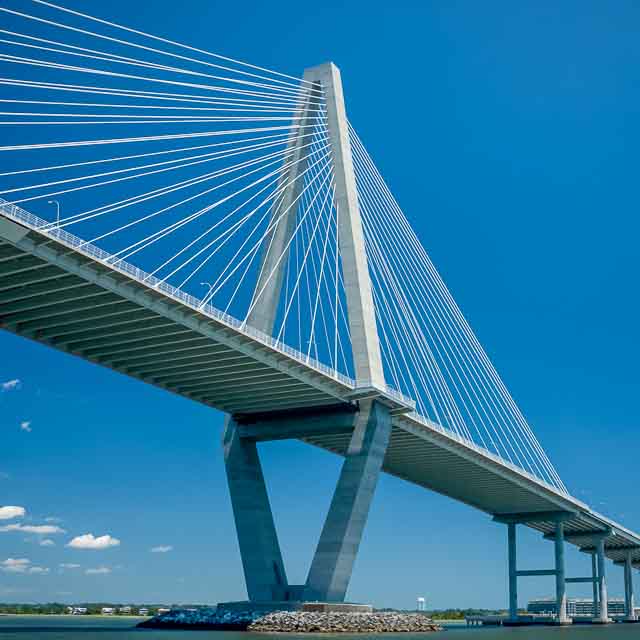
[2,208,640,607]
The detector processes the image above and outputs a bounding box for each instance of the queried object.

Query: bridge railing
[0,199,572,497]
[0,198,357,390]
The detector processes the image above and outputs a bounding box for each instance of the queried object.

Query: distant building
[528,597,636,618]
[138,608,149,616]
[157,608,171,615]
[101,607,115,616]
[417,597,426,612]
[69,607,87,615]
[118,607,132,615]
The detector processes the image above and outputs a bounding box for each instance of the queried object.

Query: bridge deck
[1,203,639,570]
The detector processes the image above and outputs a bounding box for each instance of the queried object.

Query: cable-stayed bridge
[0,0,638,624]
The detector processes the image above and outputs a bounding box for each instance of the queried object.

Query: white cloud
[1,558,30,573]
[85,567,111,575]
[150,545,173,553]
[20,421,32,433]
[39,539,55,547]
[0,506,25,520]
[28,566,49,575]
[0,523,65,535]
[67,534,120,550]
[1,379,21,392]
[59,563,81,569]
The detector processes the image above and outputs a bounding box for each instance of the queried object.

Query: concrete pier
[223,417,288,601]
[594,534,610,623]
[507,522,518,621]
[624,551,637,621]
[305,400,392,601]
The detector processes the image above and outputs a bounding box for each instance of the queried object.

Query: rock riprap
[248,611,442,632]
[138,608,442,632]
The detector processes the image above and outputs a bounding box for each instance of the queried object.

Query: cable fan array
[0,0,564,491]
[0,0,354,379]
[349,124,566,492]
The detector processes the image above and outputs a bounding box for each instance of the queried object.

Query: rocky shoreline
[138,608,443,633]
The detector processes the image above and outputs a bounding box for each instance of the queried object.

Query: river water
[0,615,638,639]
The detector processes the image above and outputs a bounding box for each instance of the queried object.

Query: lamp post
[200,282,214,307]
[47,200,60,227]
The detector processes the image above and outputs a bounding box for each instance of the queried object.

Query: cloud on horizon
[150,545,173,553]
[0,558,49,575]
[67,534,120,550]
[0,506,25,520]
[85,567,111,575]
[1,558,30,573]
[39,539,55,547]
[0,523,65,535]
[1,379,21,392]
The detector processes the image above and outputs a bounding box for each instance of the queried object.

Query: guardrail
[0,198,400,399]
[0,199,571,496]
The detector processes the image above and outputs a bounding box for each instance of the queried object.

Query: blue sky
[1,0,640,609]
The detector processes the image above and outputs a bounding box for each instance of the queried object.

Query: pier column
[591,551,599,617]
[595,535,609,623]
[624,551,636,621]
[305,399,392,602]
[554,520,569,624]
[507,523,518,620]
[223,417,288,601]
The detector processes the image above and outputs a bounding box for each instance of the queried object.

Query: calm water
[0,616,638,640]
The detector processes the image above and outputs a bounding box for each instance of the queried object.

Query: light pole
[47,200,60,227]
[200,282,214,307]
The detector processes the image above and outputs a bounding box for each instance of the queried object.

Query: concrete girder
[55,318,176,349]
[0,274,85,304]
[39,309,160,340]
[16,301,140,333]
[222,394,338,414]
[81,330,198,358]
[0,283,104,316]
[0,265,64,291]
[198,383,321,405]
[136,355,245,379]
[148,354,253,382]
[493,511,576,525]
[0,244,24,262]
[173,371,290,394]
[3,295,127,326]
[0,254,46,277]
[157,363,274,388]
[111,342,226,369]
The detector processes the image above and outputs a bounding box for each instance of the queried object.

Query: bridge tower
[222,62,392,606]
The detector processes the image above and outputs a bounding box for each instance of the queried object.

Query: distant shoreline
[0,614,148,619]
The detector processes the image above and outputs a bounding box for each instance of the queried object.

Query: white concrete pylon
[304,62,385,387]
[247,62,385,389]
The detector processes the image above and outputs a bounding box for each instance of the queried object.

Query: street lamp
[200,282,214,307]
[47,200,60,227]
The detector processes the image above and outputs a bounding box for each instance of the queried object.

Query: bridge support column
[554,520,569,624]
[305,399,392,602]
[591,551,599,617]
[507,523,518,621]
[223,417,288,601]
[594,535,609,623]
[624,551,637,621]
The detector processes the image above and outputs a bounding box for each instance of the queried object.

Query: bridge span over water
[0,1,637,625]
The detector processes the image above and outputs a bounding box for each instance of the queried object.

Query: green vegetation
[0,603,186,615]
[374,607,506,620]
